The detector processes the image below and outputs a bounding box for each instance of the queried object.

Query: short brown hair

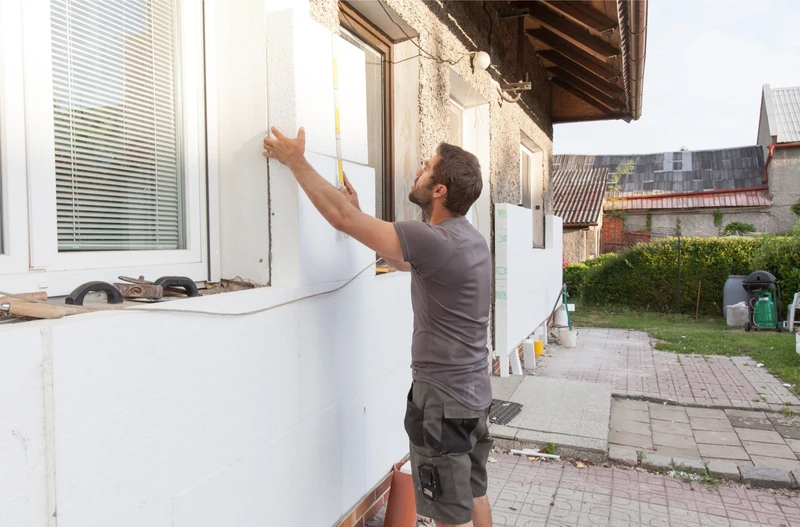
[431,143,482,216]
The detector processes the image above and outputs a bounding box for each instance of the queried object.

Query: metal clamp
[65,281,124,306]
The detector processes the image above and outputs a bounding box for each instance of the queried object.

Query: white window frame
[0,0,208,295]
[520,143,534,208]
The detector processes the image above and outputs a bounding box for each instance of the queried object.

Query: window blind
[51,0,183,251]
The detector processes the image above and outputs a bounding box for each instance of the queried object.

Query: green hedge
[565,235,800,315]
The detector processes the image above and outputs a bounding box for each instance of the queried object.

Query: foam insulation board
[334,35,369,165]
[297,153,376,286]
[266,9,336,158]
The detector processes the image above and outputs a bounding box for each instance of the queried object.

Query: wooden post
[696,280,702,320]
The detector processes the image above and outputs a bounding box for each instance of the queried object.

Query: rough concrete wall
[625,210,772,237]
[587,225,600,259]
[767,149,800,233]
[757,97,773,147]
[563,228,588,264]
[310,0,554,213]
[309,0,339,30]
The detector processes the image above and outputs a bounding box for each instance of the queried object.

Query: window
[520,146,532,209]
[520,139,544,248]
[0,0,207,294]
[673,152,683,171]
[339,3,394,221]
[449,99,463,146]
[51,0,184,251]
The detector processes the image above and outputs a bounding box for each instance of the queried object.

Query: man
[263,127,493,527]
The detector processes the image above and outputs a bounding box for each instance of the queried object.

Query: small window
[520,146,532,209]
[673,152,683,171]
[339,3,394,221]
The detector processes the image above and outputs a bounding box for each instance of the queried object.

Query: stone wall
[563,225,602,264]
[766,149,800,233]
[309,0,554,215]
[624,209,773,238]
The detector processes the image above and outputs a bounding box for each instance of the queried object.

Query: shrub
[791,199,800,218]
[749,234,800,300]
[723,222,756,236]
[572,237,761,315]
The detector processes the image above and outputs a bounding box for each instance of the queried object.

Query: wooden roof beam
[551,78,621,118]
[541,1,618,33]
[529,29,618,81]
[549,70,624,112]
[544,60,623,98]
[519,1,620,59]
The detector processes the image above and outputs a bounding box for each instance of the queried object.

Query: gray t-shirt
[393,217,492,410]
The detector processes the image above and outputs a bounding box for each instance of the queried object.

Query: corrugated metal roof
[553,168,609,226]
[606,188,772,211]
[554,145,765,196]
[766,85,800,143]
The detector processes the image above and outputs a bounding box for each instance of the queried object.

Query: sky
[553,0,800,155]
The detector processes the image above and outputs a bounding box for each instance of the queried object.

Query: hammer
[0,302,87,319]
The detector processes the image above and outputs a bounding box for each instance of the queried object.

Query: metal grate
[489,399,523,425]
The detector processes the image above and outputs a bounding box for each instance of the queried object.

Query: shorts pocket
[441,404,480,454]
[404,389,425,447]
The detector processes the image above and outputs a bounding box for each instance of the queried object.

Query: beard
[408,181,434,219]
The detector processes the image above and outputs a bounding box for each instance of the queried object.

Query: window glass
[51,0,184,251]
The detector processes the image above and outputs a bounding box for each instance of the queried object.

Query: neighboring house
[555,145,773,252]
[0,1,646,526]
[758,84,800,231]
[553,167,609,263]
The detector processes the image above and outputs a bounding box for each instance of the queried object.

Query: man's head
[408,143,482,217]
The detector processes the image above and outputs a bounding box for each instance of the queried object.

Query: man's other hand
[262,126,305,167]
[339,172,360,211]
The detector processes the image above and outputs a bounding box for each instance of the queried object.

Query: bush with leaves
[567,238,763,315]
[749,234,800,299]
[722,222,756,236]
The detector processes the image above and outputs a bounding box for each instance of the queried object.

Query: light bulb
[473,51,491,71]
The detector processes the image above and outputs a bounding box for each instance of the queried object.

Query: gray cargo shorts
[403,381,493,525]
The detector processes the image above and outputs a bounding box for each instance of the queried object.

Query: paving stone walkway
[610,398,800,473]
[537,328,800,411]
[368,454,800,526]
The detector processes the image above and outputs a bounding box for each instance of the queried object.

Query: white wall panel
[335,35,369,165]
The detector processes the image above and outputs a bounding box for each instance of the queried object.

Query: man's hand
[339,173,360,211]
[262,126,306,168]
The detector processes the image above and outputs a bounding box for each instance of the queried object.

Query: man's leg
[471,495,492,527]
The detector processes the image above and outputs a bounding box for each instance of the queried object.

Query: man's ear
[433,184,448,199]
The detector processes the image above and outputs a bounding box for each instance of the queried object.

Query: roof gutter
[609,186,770,201]
[617,0,647,121]
[764,141,800,183]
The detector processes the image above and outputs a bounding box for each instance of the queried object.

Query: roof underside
[501,0,647,123]
[767,86,800,143]
[553,167,609,225]
[554,145,766,196]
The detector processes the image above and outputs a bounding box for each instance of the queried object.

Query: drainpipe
[764,141,800,184]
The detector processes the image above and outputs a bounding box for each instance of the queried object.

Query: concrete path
[537,328,800,411]
[368,454,800,526]
[490,377,611,461]
[610,398,800,474]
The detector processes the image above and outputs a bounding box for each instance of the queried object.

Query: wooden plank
[519,1,619,59]
[551,77,622,114]
[549,67,624,110]
[528,28,618,80]
[540,52,623,97]
[541,0,618,32]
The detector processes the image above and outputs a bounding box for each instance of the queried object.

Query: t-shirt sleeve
[393,221,448,275]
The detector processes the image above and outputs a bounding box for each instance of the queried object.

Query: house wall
[563,225,601,264]
[624,209,773,237]
[757,95,773,147]
[766,148,800,233]
[1,2,562,526]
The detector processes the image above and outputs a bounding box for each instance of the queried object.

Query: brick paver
[538,328,800,410]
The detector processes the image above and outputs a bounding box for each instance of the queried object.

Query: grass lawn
[572,307,800,392]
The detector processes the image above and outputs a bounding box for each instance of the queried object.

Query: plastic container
[534,340,544,356]
[554,305,569,326]
[384,461,416,527]
[560,328,577,348]
[726,303,749,327]
[723,275,749,316]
